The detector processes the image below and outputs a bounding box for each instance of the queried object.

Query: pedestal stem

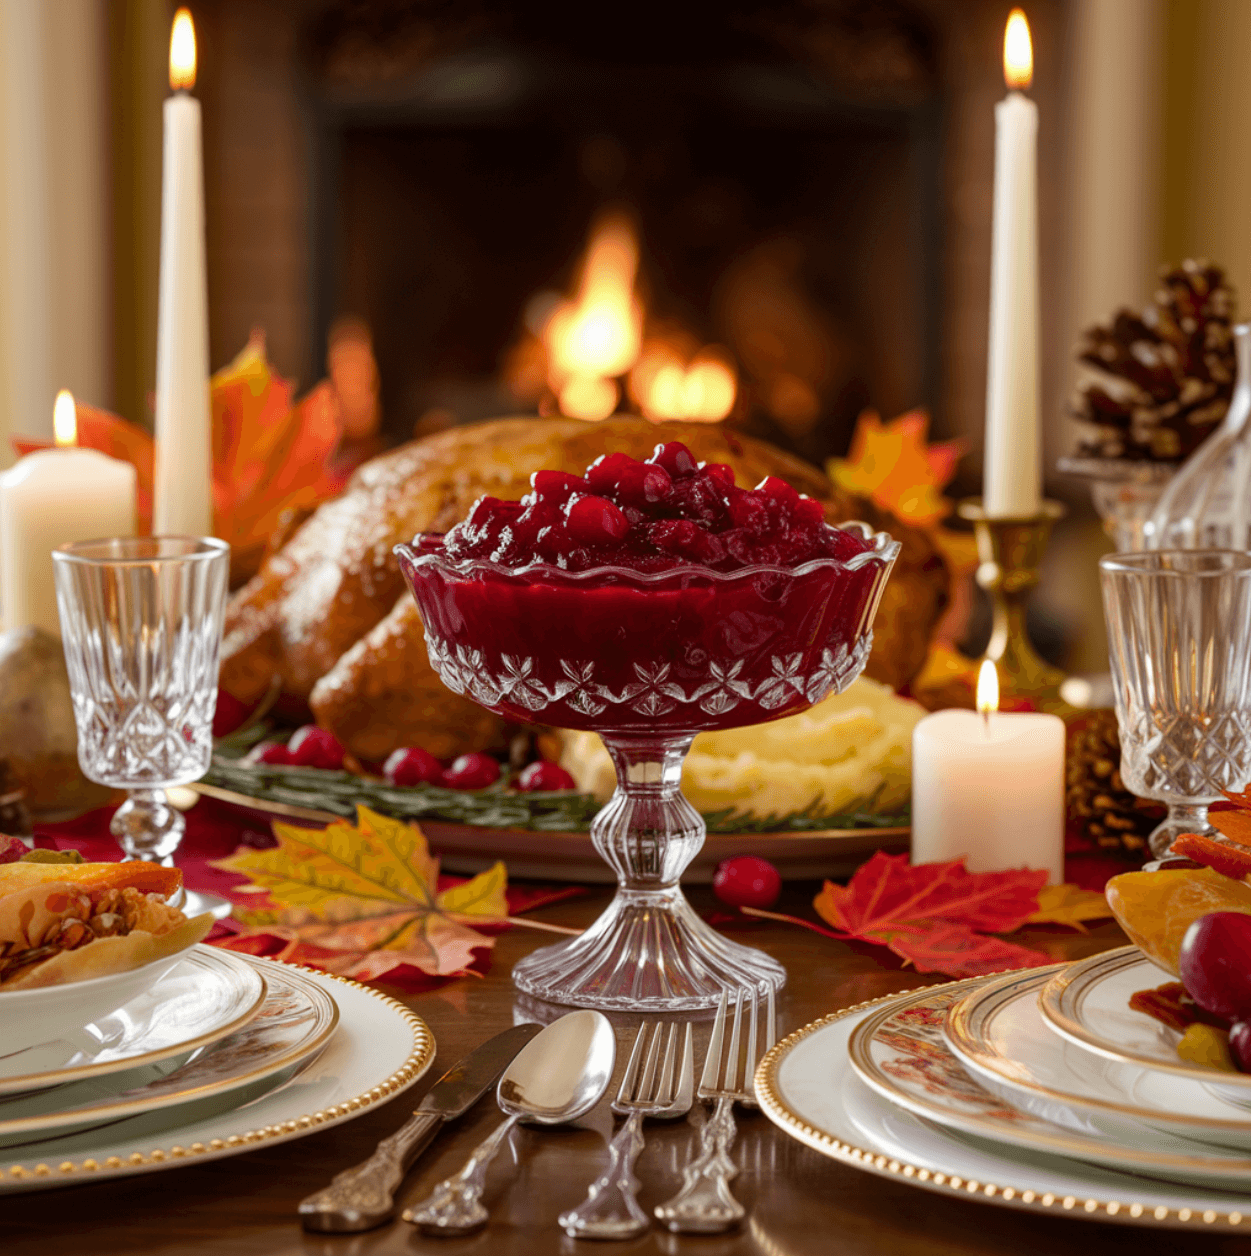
[510,734,785,1011]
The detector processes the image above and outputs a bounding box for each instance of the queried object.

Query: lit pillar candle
[153,7,212,537]
[984,8,1041,519]
[910,661,1064,882]
[0,391,136,635]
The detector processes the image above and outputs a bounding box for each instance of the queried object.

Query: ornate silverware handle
[653,1097,744,1234]
[298,1110,443,1232]
[402,1114,518,1236]
[559,1111,650,1240]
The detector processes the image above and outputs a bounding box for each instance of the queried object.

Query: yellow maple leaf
[1024,883,1113,932]
[213,806,508,979]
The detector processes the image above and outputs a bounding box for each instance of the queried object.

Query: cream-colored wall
[0,0,110,457]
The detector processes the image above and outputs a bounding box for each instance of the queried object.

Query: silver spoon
[402,1010,616,1236]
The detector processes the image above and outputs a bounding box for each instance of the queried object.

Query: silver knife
[298,1022,544,1232]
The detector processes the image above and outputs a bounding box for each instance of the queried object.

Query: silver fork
[653,987,777,1234]
[559,1021,694,1240]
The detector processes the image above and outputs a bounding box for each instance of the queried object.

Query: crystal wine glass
[1100,549,1251,858]
[396,524,898,1012]
[52,537,231,917]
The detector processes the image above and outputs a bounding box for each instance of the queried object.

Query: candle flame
[976,659,1000,716]
[170,8,196,91]
[53,390,76,447]
[1003,8,1032,90]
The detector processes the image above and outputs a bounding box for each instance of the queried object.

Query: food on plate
[1177,1022,1236,1071]
[559,675,921,818]
[220,417,948,762]
[1178,911,1251,1021]
[0,861,212,990]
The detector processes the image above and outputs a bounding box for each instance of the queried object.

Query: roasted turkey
[220,417,947,762]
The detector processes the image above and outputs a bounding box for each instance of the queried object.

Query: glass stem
[110,788,186,865]
[594,736,704,892]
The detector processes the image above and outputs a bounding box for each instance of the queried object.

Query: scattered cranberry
[251,741,294,766]
[442,752,501,790]
[713,856,782,910]
[384,746,444,787]
[287,725,346,770]
[516,760,577,792]
[0,835,26,864]
[213,689,254,738]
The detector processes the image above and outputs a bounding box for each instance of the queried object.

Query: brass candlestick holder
[952,497,1070,713]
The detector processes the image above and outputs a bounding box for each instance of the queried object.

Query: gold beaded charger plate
[944,967,1251,1151]
[0,946,266,1097]
[191,781,909,882]
[0,957,435,1192]
[0,953,338,1139]
[1040,946,1251,1107]
[755,980,1251,1231]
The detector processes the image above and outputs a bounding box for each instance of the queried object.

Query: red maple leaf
[812,851,1052,978]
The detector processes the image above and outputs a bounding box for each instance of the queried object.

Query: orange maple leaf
[828,408,965,527]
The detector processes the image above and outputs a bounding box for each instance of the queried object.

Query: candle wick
[982,709,991,736]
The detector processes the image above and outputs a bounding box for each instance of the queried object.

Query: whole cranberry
[565,495,629,546]
[516,760,577,792]
[1231,1021,1251,1072]
[442,752,501,790]
[649,441,699,478]
[287,725,346,770]
[384,746,444,787]
[713,856,782,910]
[213,689,254,738]
[251,741,294,766]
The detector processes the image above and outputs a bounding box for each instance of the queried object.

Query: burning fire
[512,211,738,423]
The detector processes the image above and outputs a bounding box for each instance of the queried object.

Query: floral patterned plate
[845,973,1251,1185]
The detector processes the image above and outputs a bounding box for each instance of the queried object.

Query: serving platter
[846,976,1251,1185]
[0,947,266,1097]
[0,954,336,1140]
[757,985,1251,1232]
[191,781,909,882]
[1040,947,1251,1106]
[0,958,435,1191]
[945,967,1251,1150]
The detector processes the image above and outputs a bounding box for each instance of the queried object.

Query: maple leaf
[828,408,965,527]
[1025,883,1113,931]
[213,805,507,984]
[812,851,1051,978]
[1211,805,1251,850]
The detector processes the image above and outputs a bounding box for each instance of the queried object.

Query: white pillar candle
[153,8,212,537]
[984,8,1041,519]
[911,663,1065,882]
[0,392,136,635]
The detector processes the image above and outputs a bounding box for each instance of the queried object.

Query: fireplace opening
[303,0,942,467]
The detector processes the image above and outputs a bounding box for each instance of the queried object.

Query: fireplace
[196,0,1068,484]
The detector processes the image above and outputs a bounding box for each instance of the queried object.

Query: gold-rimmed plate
[0,959,435,1192]
[756,982,1251,1232]
[0,956,337,1139]
[946,966,1251,1150]
[191,781,909,882]
[0,946,265,1098]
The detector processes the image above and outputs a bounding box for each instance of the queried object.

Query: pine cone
[1066,709,1163,853]
[1071,260,1235,461]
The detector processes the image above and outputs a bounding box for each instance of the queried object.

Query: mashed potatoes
[558,676,922,820]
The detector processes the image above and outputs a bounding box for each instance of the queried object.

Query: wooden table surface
[5,881,1246,1256]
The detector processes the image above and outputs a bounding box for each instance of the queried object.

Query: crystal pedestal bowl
[396,524,899,1011]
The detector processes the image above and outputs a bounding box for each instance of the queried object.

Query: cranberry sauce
[396,442,898,736]
[441,441,871,573]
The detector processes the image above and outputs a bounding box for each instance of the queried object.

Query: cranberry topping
[441,441,868,573]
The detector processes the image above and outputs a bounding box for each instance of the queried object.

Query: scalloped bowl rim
[394,519,900,584]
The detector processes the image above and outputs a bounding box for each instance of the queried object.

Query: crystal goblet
[396,523,899,1011]
[52,537,231,917]
[1100,549,1251,858]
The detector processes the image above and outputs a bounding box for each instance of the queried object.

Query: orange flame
[170,8,196,91]
[1003,8,1032,90]
[53,390,76,447]
[630,346,737,423]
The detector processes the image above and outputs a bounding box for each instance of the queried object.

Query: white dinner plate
[1040,947,1251,1108]
[0,958,435,1191]
[945,967,1251,1151]
[0,946,265,1097]
[846,977,1251,1186]
[0,957,336,1140]
[757,987,1251,1232]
